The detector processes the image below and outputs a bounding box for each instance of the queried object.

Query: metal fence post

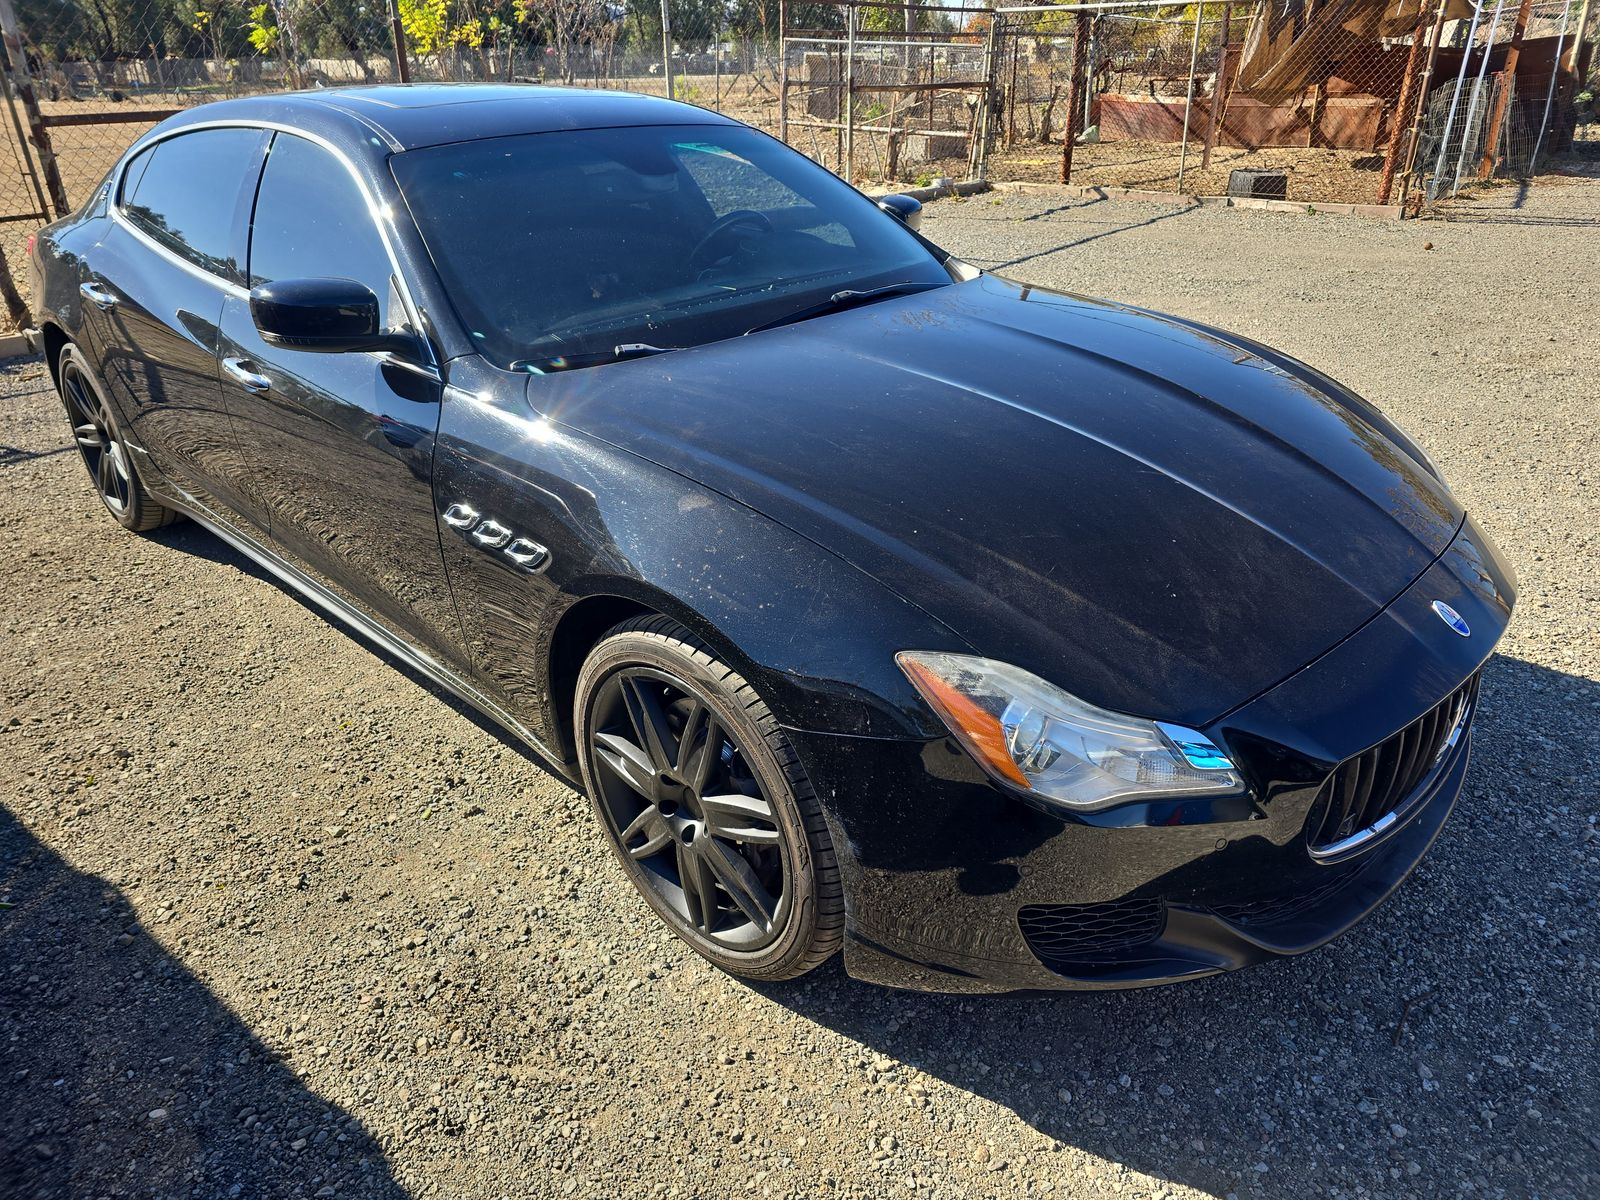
[973,13,1001,181]
[844,2,856,182]
[1202,2,1231,171]
[1478,0,1537,178]
[1529,0,1574,170]
[387,0,412,83]
[0,0,69,218]
[1175,1,1205,193]
[1397,0,1451,213]
[661,0,674,100]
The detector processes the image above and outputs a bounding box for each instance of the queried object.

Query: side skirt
[153,487,579,785]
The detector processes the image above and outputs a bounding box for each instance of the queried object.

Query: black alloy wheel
[57,346,179,532]
[576,615,843,980]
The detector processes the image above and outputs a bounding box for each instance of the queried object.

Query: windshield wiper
[742,282,945,337]
[512,343,680,374]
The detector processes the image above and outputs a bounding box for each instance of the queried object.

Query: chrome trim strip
[153,489,573,776]
[1308,691,1474,863]
[111,118,437,367]
[109,205,250,299]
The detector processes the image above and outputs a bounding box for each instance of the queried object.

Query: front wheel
[574,615,844,982]
[57,344,180,533]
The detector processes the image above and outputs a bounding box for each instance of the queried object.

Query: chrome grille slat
[1308,676,1478,858]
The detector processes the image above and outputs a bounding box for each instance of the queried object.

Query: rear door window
[120,128,264,284]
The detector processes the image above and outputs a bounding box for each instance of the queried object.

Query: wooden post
[1396,0,1451,214]
[1377,8,1430,204]
[0,238,30,329]
[1478,0,1536,178]
[1307,80,1326,147]
[779,0,789,142]
[386,0,411,83]
[1566,0,1593,76]
[0,0,69,217]
[1060,10,1088,183]
[1202,3,1232,171]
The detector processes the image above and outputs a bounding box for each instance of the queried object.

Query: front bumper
[794,515,1515,994]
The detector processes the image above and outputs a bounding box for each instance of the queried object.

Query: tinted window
[122,129,262,283]
[391,124,946,370]
[250,134,397,327]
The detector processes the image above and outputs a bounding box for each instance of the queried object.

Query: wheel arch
[39,321,70,386]
[542,580,773,765]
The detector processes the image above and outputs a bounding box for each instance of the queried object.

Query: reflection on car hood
[536,274,1463,727]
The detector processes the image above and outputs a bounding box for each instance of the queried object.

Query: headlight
[897,651,1244,812]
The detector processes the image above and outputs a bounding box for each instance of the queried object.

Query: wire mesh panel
[780,2,996,185]
[1410,0,1589,209]
[993,1,1439,203]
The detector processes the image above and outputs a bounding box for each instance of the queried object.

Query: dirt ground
[1,175,1598,1200]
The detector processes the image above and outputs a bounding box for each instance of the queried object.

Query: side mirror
[249,277,415,356]
[877,194,923,231]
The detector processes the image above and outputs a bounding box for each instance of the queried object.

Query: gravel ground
[2,178,1597,1200]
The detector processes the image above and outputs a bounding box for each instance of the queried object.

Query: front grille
[1307,677,1477,855]
[1019,898,1165,964]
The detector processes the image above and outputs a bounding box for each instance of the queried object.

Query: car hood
[533,274,1463,727]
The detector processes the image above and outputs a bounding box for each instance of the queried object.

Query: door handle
[79,281,117,311]
[222,357,272,394]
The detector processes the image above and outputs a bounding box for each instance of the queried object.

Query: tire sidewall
[575,627,821,977]
[58,345,164,532]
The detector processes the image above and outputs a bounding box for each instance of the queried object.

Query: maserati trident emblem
[1432,600,1470,637]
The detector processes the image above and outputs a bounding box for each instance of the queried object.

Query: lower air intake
[1019,898,1165,965]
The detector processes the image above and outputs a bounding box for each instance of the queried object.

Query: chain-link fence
[1,0,1596,329]
[778,3,994,185]
[1408,0,1587,209]
[0,0,794,327]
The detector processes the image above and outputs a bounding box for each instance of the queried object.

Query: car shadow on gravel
[0,808,407,1199]
[756,653,1598,1197]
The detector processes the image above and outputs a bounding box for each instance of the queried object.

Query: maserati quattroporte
[25,85,1514,992]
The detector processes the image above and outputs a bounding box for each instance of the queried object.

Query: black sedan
[25,85,1514,993]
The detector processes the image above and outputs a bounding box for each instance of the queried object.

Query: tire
[57,344,181,533]
[574,614,844,982]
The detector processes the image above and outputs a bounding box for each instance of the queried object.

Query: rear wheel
[57,345,180,533]
[575,615,844,981]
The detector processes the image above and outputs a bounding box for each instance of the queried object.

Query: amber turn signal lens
[899,655,1032,789]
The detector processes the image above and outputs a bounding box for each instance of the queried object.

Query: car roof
[158,83,737,152]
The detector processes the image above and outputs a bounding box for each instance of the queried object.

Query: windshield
[390,124,950,370]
